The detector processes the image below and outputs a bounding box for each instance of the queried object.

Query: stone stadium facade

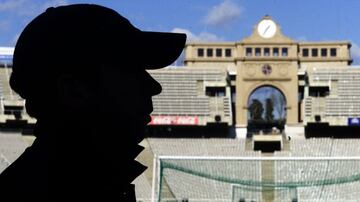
[184,15,355,138]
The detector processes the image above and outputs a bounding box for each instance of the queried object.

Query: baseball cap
[10,4,186,99]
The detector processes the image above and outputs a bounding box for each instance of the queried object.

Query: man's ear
[56,74,94,109]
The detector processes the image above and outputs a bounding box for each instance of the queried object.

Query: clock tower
[235,15,299,136]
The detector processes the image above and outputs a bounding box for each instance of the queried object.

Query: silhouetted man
[0,4,186,201]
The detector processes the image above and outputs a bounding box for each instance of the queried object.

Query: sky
[1,0,360,63]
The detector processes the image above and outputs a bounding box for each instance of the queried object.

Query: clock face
[257,19,277,38]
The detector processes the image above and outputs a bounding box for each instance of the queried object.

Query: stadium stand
[289,138,333,156]
[0,68,35,125]
[148,67,232,126]
[283,138,360,156]
[0,152,10,174]
[0,133,29,173]
[133,173,152,202]
[148,138,249,156]
[0,133,28,162]
[304,67,360,126]
[0,68,19,101]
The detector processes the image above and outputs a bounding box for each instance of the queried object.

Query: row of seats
[309,68,360,82]
[289,138,334,156]
[337,80,360,96]
[148,138,248,156]
[288,138,360,156]
[150,70,225,82]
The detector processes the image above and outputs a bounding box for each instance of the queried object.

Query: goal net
[152,156,360,202]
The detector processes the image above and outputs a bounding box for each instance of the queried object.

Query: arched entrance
[247,85,286,136]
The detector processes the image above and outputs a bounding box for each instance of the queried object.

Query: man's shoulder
[3,140,44,170]
[0,143,46,192]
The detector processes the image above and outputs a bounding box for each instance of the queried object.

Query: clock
[257,19,277,38]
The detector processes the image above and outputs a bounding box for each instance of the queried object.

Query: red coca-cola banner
[149,116,199,125]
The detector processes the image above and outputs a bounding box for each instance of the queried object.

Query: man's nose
[148,75,162,96]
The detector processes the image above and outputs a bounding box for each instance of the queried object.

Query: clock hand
[263,25,270,35]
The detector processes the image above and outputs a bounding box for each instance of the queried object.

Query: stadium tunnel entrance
[247,85,287,137]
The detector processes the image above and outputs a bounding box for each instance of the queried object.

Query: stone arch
[246,83,288,134]
[246,82,289,105]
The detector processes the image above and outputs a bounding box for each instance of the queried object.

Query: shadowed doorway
[247,85,286,136]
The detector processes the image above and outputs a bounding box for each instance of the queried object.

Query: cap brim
[138,32,186,69]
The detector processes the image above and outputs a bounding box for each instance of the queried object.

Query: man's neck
[33,113,146,183]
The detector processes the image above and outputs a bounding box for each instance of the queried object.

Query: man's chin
[95,114,147,140]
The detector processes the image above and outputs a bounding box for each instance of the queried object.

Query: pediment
[240,15,295,44]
